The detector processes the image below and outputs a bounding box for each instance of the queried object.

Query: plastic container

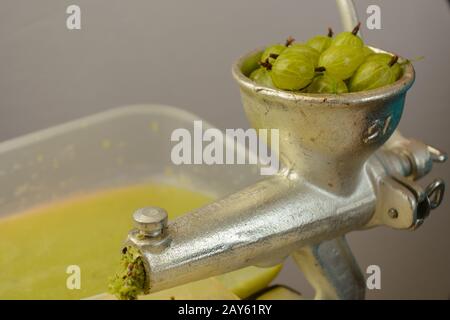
[0,104,260,218]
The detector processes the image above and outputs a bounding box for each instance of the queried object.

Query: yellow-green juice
[0,183,213,299]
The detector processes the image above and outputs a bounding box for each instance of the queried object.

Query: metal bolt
[388,208,398,219]
[427,145,448,163]
[133,207,168,238]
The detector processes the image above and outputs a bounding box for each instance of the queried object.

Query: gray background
[0,0,449,299]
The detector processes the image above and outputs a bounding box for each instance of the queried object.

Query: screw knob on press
[133,207,168,237]
[427,145,448,163]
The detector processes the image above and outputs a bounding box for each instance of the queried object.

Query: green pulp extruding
[109,246,147,300]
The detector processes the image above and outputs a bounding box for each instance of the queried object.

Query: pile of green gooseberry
[249,23,406,94]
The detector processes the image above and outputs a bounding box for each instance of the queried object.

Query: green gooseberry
[271,54,315,91]
[365,53,394,64]
[306,74,348,94]
[365,53,403,80]
[348,59,397,92]
[391,63,403,80]
[284,44,320,67]
[306,28,334,53]
[331,22,363,48]
[241,51,263,77]
[261,44,286,64]
[318,45,365,80]
[249,67,275,88]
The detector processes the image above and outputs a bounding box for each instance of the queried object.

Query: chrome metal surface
[336,0,360,34]
[133,207,168,237]
[124,1,446,299]
[293,237,365,300]
[128,207,170,248]
[135,173,375,293]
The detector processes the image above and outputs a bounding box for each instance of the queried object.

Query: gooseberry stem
[269,53,279,60]
[351,22,361,35]
[260,59,273,71]
[315,67,326,72]
[327,27,334,38]
[285,36,295,47]
[389,55,399,67]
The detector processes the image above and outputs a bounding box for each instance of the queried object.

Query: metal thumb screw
[425,179,445,210]
[427,145,448,163]
[133,207,168,238]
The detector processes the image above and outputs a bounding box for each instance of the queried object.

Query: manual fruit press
[124,0,447,299]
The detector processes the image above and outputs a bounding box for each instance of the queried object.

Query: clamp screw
[427,145,448,163]
[425,179,445,210]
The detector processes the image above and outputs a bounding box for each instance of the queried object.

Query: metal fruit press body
[125,0,447,299]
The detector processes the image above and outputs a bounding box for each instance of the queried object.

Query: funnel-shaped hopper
[233,48,415,195]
